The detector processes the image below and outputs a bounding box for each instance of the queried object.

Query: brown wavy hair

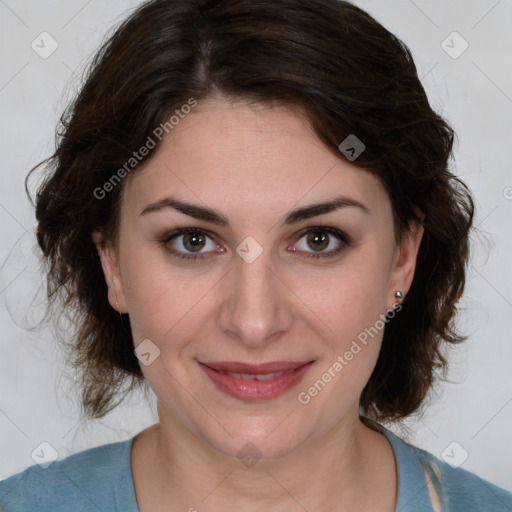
[28,0,474,422]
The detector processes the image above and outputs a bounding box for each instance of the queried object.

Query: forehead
[122,98,389,221]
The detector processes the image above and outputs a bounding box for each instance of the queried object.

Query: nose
[217,247,293,349]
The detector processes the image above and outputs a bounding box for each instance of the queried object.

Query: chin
[199,412,314,463]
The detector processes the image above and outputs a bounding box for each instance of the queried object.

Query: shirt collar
[376,423,436,512]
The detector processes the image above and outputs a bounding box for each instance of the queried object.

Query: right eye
[160,228,225,261]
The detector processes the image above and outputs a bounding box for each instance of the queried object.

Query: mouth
[198,360,314,401]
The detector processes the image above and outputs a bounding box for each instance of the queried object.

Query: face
[97,97,423,460]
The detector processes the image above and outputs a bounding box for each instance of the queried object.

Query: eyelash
[159,226,351,262]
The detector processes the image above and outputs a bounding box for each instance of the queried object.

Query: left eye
[292,228,349,257]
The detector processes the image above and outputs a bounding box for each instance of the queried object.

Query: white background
[0,0,511,493]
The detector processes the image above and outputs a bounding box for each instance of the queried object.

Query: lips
[199,360,314,401]
[202,361,308,374]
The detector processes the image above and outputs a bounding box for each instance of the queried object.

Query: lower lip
[199,362,314,401]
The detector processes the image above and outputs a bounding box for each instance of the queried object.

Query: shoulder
[378,424,512,512]
[416,445,512,511]
[0,437,137,512]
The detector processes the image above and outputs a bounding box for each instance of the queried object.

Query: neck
[132,404,396,512]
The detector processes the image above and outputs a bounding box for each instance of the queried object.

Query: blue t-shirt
[1,424,511,511]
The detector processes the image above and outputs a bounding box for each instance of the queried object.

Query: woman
[1,0,511,510]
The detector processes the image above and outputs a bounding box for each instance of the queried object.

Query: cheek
[295,257,391,347]
[126,268,209,347]
[294,274,388,422]
[120,241,221,359]
[290,251,392,405]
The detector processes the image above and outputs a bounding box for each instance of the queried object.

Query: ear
[388,211,424,309]
[92,230,128,313]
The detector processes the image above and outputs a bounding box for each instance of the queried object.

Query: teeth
[223,370,294,380]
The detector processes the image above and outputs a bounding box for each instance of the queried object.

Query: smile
[198,360,314,401]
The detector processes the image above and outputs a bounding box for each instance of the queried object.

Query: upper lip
[200,361,313,374]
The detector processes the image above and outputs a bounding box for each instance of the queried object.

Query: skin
[95,97,424,512]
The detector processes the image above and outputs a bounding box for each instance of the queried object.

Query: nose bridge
[218,246,290,347]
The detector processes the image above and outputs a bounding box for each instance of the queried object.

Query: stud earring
[393,290,403,309]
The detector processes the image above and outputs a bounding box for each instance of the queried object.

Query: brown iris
[306,231,329,252]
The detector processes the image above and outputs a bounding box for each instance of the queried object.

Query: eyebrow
[140,195,370,226]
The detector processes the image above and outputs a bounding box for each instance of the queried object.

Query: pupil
[307,232,329,251]
[184,233,205,252]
